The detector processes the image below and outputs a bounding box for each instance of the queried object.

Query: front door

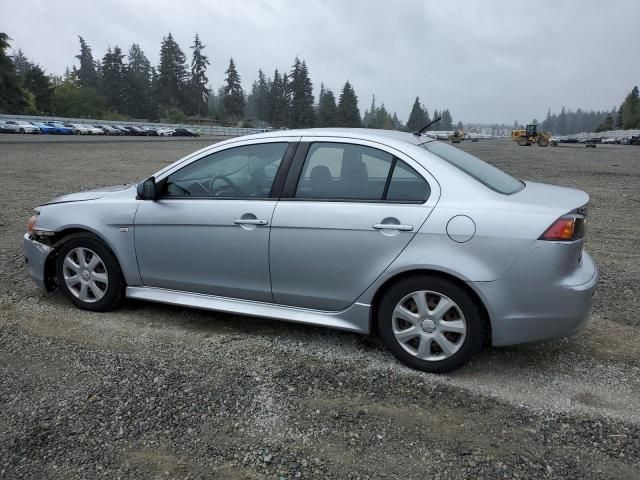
[269,139,436,311]
[134,141,293,302]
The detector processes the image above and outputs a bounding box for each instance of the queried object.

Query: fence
[0,113,272,137]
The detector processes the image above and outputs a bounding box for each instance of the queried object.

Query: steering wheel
[208,175,243,196]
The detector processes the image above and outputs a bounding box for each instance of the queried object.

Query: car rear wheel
[55,236,125,312]
[377,276,484,373]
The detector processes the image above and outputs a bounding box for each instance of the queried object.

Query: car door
[269,138,439,311]
[134,139,297,302]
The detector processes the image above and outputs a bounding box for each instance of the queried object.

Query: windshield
[423,141,524,194]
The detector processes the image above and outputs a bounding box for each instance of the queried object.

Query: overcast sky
[4,0,639,124]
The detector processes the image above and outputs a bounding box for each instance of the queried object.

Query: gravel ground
[0,135,639,479]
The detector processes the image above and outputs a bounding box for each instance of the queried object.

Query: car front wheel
[55,236,125,311]
[377,276,484,373]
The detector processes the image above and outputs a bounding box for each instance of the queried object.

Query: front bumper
[474,251,598,346]
[23,233,53,290]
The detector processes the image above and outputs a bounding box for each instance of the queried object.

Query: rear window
[423,141,524,194]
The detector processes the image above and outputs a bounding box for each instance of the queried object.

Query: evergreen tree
[614,103,624,129]
[156,33,188,112]
[391,112,403,130]
[11,48,52,114]
[125,43,154,119]
[441,109,453,130]
[254,69,270,122]
[621,86,640,129]
[597,114,614,131]
[12,48,31,77]
[189,33,209,117]
[101,46,126,113]
[0,33,27,113]
[316,83,338,127]
[75,36,99,89]
[222,57,245,121]
[268,69,288,127]
[22,63,53,114]
[336,81,361,127]
[289,57,315,128]
[405,97,427,132]
[363,94,377,127]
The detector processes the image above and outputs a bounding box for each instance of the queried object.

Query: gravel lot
[1,135,639,479]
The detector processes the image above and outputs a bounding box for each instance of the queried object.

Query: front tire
[55,236,125,312]
[377,276,484,373]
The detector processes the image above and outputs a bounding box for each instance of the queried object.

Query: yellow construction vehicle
[511,124,551,147]
[450,130,463,143]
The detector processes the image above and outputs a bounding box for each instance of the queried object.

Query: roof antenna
[413,116,442,136]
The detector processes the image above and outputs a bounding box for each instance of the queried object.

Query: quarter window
[294,142,429,202]
[385,160,431,202]
[164,142,288,198]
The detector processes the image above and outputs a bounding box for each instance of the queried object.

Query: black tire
[19,128,25,134]
[538,136,549,147]
[55,235,126,312]
[517,136,528,146]
[377,275,484,373]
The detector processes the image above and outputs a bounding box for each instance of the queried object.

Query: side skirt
[126,286,371,334]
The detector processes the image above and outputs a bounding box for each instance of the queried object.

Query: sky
[3,0,639,124]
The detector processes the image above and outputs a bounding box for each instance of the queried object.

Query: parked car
[85,125,105,135]
[30,122,58,134]
[44,122,74,135]
[123,126,147,136]
[172,127,199,137]
[0,120,20,133]
[156,127,174,136]
[64,123,93,135]
[94,125,121,135]
[4,120,40,134]
[141,126,159,136]
[110,125,130,135]
[23,128,598,373]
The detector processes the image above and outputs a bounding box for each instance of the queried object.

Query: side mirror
[137,177,158,200]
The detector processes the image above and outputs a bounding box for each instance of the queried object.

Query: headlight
[27,214,38,235]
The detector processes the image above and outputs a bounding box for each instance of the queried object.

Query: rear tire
[517,136,529,146]
[377,276,484,373]
[55,235,125,312]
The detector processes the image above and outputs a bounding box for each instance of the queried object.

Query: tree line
[536,86,640,135]
[0,31,456,131]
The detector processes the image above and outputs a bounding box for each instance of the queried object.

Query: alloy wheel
[62,247,109,303]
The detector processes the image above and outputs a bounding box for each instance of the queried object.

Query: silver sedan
[23,128,598,372]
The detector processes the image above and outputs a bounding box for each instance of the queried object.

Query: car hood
[43,184,132,205]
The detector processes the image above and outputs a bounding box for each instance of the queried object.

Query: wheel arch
[43,227,122,290]
[368,268,492,345]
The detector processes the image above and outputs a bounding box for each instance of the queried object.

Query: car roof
[236,128,435,147]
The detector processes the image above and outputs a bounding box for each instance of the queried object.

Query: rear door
[269,137,440,311]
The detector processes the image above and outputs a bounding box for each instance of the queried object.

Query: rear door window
[294,142,430,202]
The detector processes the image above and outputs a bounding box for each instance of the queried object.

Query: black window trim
[281,141,430,204]
[157,141,299,201]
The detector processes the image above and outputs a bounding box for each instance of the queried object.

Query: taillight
[540,215,585,241]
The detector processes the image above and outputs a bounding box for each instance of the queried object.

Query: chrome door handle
[234,218,268,226]
[372,223,413,231]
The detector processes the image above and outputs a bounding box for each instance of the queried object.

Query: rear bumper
[473,251,598,346]
[23,233,53,290]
